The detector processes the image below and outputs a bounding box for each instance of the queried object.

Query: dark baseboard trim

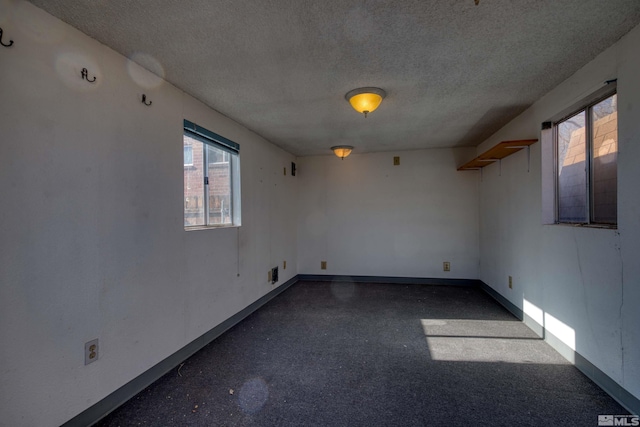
[574,351,639,416]
[63,276,299,427]
[63,275,639,426]
[477,281,524,320]
[478,280,639,415]
[297,274,481,287]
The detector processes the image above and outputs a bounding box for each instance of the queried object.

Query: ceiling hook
[142,94,152,106]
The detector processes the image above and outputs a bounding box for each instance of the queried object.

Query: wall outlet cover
[85,339,99,365]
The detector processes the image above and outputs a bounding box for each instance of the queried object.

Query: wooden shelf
[457,139,538,171]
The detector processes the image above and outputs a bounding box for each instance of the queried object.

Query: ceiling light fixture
[331,145,354,159]
[345,87,386,118]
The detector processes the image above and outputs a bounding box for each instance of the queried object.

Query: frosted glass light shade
[331,145,354,159]
[345,87,386,117]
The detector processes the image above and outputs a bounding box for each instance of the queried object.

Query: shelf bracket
[504,145,532,172]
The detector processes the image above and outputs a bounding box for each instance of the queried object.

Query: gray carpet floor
[96,281,626,426]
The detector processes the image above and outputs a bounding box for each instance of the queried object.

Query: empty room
[1,1,639,426]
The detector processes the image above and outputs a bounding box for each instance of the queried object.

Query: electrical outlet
[321,261,327,270]
[509,276,513,289]
[272,266,279,284]
[443,262,450,272]
[394,156,400,166]
[85,339,99,365]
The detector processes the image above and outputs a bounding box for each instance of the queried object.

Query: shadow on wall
[456,104,531,148]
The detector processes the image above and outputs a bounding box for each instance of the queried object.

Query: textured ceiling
[26,0,640,156]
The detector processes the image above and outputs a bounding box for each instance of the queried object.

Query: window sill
[551,222,617,230]
[184,224,240,231]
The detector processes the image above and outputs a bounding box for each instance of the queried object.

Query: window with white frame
[183,119,241,228]
[554,89,617,226]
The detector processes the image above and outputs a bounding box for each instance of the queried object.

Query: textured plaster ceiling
[27,0,640,156]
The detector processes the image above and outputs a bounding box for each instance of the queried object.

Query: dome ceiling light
[345,87,386,118]
[331,145,354,159]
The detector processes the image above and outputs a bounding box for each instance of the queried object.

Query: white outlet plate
[85,339,99,365]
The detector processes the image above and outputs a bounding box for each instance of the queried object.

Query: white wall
[297,149,479,279]
[3,1,639,424]
[477,23,640,401]
[0,2,297,426]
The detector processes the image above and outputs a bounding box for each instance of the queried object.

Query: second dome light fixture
[345,87,386,118]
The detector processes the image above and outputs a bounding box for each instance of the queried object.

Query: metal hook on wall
[141,94,152,106]
[0,27,14,47]
[81,68,97,83]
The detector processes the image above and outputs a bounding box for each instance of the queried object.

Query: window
[208,150,229,164]
[183,146,193,166]
[554,90,617,226]
[183,120,241,228]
